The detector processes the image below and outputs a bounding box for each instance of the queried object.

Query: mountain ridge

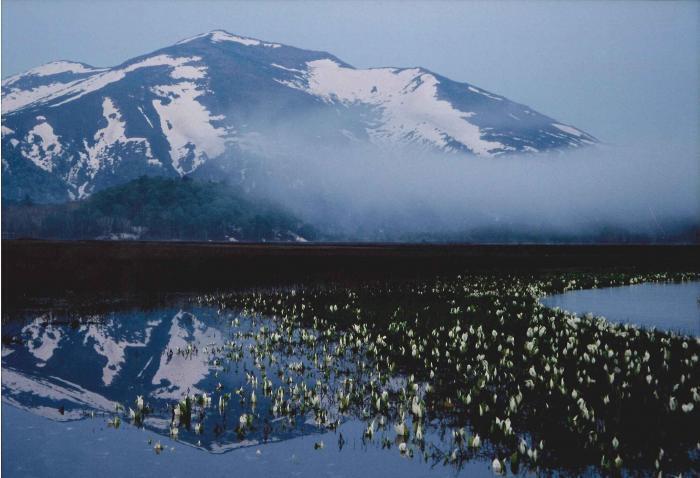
[1,29,597,203]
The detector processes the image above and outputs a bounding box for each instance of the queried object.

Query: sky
[2,0,699,149]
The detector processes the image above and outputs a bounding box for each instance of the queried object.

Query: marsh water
[541,281,700,336]
[2,277,699,477]
[1,305,495,477]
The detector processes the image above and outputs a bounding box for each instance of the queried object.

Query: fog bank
[227,128,699,242]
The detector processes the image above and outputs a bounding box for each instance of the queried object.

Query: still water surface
[3,281,699,477]
[541,281,700,336]
[1,305,494,478]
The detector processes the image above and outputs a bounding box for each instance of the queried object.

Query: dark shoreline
[3,240,698,308]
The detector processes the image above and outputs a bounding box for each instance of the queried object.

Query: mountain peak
[2,60,106,88]
[175,29,283,48]
[2,31,597,203]
[3,60,101,81]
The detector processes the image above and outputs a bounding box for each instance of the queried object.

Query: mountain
[1,30,597,202]
[2,175,316,241]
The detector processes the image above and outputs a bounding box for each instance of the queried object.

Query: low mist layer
[235,128,699,242]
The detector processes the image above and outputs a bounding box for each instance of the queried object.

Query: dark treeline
[2,175,697,244]
[1,176,316,242]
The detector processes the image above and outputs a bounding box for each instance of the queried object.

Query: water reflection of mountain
[5,275,699,476]
[1,307,321,452]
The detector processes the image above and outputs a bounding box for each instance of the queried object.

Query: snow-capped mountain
[1,30,596,202]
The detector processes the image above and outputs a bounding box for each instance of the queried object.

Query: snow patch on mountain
[53,55,204,107]
[4,55,205,113]
[170,63,207,80]
[300,59,507,155]
[175,32,211,45]
[20,120,63,172]
[2,61,104,85]
[467,86,503,101]
[81,97,155,183]
[2,80,84,113]
[552,123,586,138]
[176,30,282,48]
[151,82,228,175]
[209,30,281,48]
[1,61,107,113]
[271,63,304,73]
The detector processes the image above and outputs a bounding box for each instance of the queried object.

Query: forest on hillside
[1,176,316,242]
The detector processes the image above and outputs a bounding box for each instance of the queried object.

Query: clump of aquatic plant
[95,272,698,475]
[127,395,152,426]
[185,271,699,476]
[107,415,121,429]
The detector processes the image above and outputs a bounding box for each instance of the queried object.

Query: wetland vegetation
[3,270,699,476]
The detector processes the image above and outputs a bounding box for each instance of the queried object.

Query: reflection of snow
[18,313,163,385]
[208,439,260,454]
[1,367,117,421]
[136,356,154,378]
[143,416,171,432]
[22,317,62,366]
[81,318,161,385]
[151,311,223,399]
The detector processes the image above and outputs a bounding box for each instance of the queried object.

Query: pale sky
[2,1,699,149]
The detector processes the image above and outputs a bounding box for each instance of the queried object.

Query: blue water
[1,305,495,478]
[6,282,696,477]
[2,405,496,478]
[541,281,700,336]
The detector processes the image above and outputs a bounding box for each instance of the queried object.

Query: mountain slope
[2,175,315,241]
[1,30,597,202]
